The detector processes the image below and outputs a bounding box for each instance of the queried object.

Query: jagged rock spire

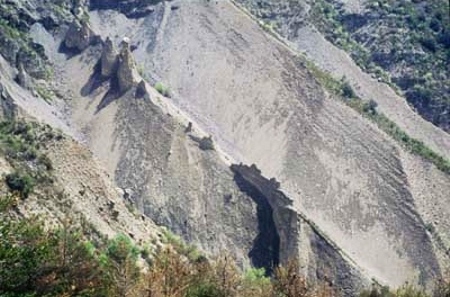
[117,38,136,93]
[100,37,118,77]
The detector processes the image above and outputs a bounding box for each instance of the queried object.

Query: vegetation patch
[154,82,171,97]
[310,0,450,131]
[5,171,35,199]
[0,120,62,198]
[35,84,55,103]
[1,192,450,296]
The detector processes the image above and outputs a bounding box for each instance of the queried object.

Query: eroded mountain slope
[21,3,374,292]
[1,0,449,293]
[83,0,449,287]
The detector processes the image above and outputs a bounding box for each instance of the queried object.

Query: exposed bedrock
[107,91,259,268]
[89,0,163,18]
[64,20,93,52]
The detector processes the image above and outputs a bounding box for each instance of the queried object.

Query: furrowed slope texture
[234,0,450,160]
[85,0,450,287]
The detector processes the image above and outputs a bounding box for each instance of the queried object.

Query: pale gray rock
[100,37,118,78]
[117,39,135,93]
[64,20,92,52]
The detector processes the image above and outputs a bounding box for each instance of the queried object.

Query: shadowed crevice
[232,165,280,275]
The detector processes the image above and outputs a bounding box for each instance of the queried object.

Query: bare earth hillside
[0,0,449,295]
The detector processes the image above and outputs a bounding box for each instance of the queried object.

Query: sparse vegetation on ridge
[305,59,450,175]
[0,120,61,198]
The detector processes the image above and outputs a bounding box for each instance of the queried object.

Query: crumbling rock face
[100,37,118,77]
[106,92,259,268]
[231,164,297,268]
[231,164,369,296]
[64,20,92,52]
[117,40,136,93]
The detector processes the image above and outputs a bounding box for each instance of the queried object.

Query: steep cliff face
[231,164,369,296]
[35,36,260,267]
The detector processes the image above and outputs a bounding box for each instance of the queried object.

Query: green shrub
[363,99,378,114]
[106,234,139,263]
[0,214,110,296]
[341,79,356,98]
[5,171,35,198]
[186,281,224,297]
[154,82,171,97]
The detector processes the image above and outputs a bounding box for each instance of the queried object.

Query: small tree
[154,82,171,97]
[363,99,378,115]
[341,77,356,98]
[104,234,141,296]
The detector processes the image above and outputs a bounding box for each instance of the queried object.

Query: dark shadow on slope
[57,36,101,59]
[78,60,122,113]
[94,77,121,113]
[232,166,280,275]
[80,61,109,97]
[57,41,82,59]
[89,0,164,19]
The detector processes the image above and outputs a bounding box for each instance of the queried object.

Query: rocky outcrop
[89,0,163,18]
[117,39,136,93]
[100,37,118,77]
[135,80,149,98]
[0,82,18,120]
[231,164,369,296]
[64,20,92,52]
[231,164,295,268]
[15,63,32,90]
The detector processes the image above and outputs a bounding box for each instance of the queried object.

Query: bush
[186,282,224,297]
[0,211,109,297]
[341,79,356,98]
[154,82,171,97]
[363,99,378,114]
[5,171,35,198]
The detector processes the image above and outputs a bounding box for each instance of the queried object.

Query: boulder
[64,20,92,52]
[135,80,148,98]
